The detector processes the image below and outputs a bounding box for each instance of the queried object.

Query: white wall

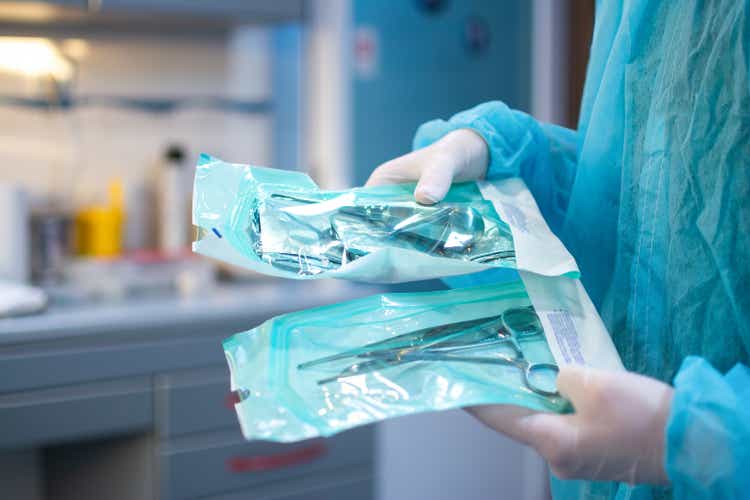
[532,0,569,125]
[304,0,351,190]
[377,410,548,500]
[0,30,272,208]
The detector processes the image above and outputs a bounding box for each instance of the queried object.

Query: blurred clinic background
[0,1,593,499]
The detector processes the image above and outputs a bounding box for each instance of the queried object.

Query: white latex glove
[365,129,489,204]
[468,365,674,485]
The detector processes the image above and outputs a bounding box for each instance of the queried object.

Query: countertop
[0,280,385,346]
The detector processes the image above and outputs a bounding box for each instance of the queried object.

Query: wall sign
[354,26,379,79]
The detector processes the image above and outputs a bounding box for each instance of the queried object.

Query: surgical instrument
[302,306,560,397]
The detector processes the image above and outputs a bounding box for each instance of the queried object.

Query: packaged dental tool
[193,154,579,283]
[223,274,623,442]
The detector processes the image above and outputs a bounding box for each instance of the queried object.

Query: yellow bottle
[74,180,125,257]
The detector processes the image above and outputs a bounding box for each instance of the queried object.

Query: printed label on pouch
[499,200,529,233]
[477,179,580,277]
[540,309,585,365]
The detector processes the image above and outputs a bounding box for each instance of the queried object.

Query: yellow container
[74,180,125,257]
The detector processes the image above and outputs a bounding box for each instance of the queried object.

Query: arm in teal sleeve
[666,356,750,499]
[412,101,579,233]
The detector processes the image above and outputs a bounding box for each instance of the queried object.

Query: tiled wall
[0,28,272,208]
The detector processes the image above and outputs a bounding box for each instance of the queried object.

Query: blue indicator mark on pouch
[212,228,223,238]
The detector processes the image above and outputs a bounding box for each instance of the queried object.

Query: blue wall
[352,0,532,185]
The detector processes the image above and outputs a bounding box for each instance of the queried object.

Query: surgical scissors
[299,306,560,397]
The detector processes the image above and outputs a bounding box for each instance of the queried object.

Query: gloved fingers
[471,370,676,485]
[519,412,583,479]
[413,130,488,203]
[465,404,539,443]
[364,148,430,187]
[365,129,487,205]
[555,364,609,414]
[466,404,576,454]
[467,404,587,480]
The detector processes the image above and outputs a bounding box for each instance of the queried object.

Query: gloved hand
[468,365,674,485]
[365,129,489,204]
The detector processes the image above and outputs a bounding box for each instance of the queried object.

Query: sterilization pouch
[193,154,579,283]
[223,274,623,442]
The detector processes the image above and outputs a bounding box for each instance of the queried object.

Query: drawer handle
[226,441,327,473]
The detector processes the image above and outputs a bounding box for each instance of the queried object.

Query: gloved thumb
[414,162,455,204]
[365,148,427,188]
[414,129,488,204]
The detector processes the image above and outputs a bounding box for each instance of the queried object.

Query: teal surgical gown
[412,0,750,498]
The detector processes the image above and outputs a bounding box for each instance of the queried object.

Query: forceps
[299,306,560,397]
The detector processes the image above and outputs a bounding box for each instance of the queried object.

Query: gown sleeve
[411,101,580,288]
[665,356,750,499]
[412,100,578,234]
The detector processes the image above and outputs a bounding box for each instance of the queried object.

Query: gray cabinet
[155,366,237,439]
[0,377,153,450]
[206,474,374,500]
[154,365,375,499]
[0,283,380,499]
[160,427,373,499]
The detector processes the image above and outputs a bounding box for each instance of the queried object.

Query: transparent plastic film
[193,155,578,283]
[223,281,570,443]
[254,190,515,276]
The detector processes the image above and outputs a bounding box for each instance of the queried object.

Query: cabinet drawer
[156,366,237,439]
[271,477,373,500]
[0,378,152,450]
[160,426,374,500]
[207,474,374,500]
